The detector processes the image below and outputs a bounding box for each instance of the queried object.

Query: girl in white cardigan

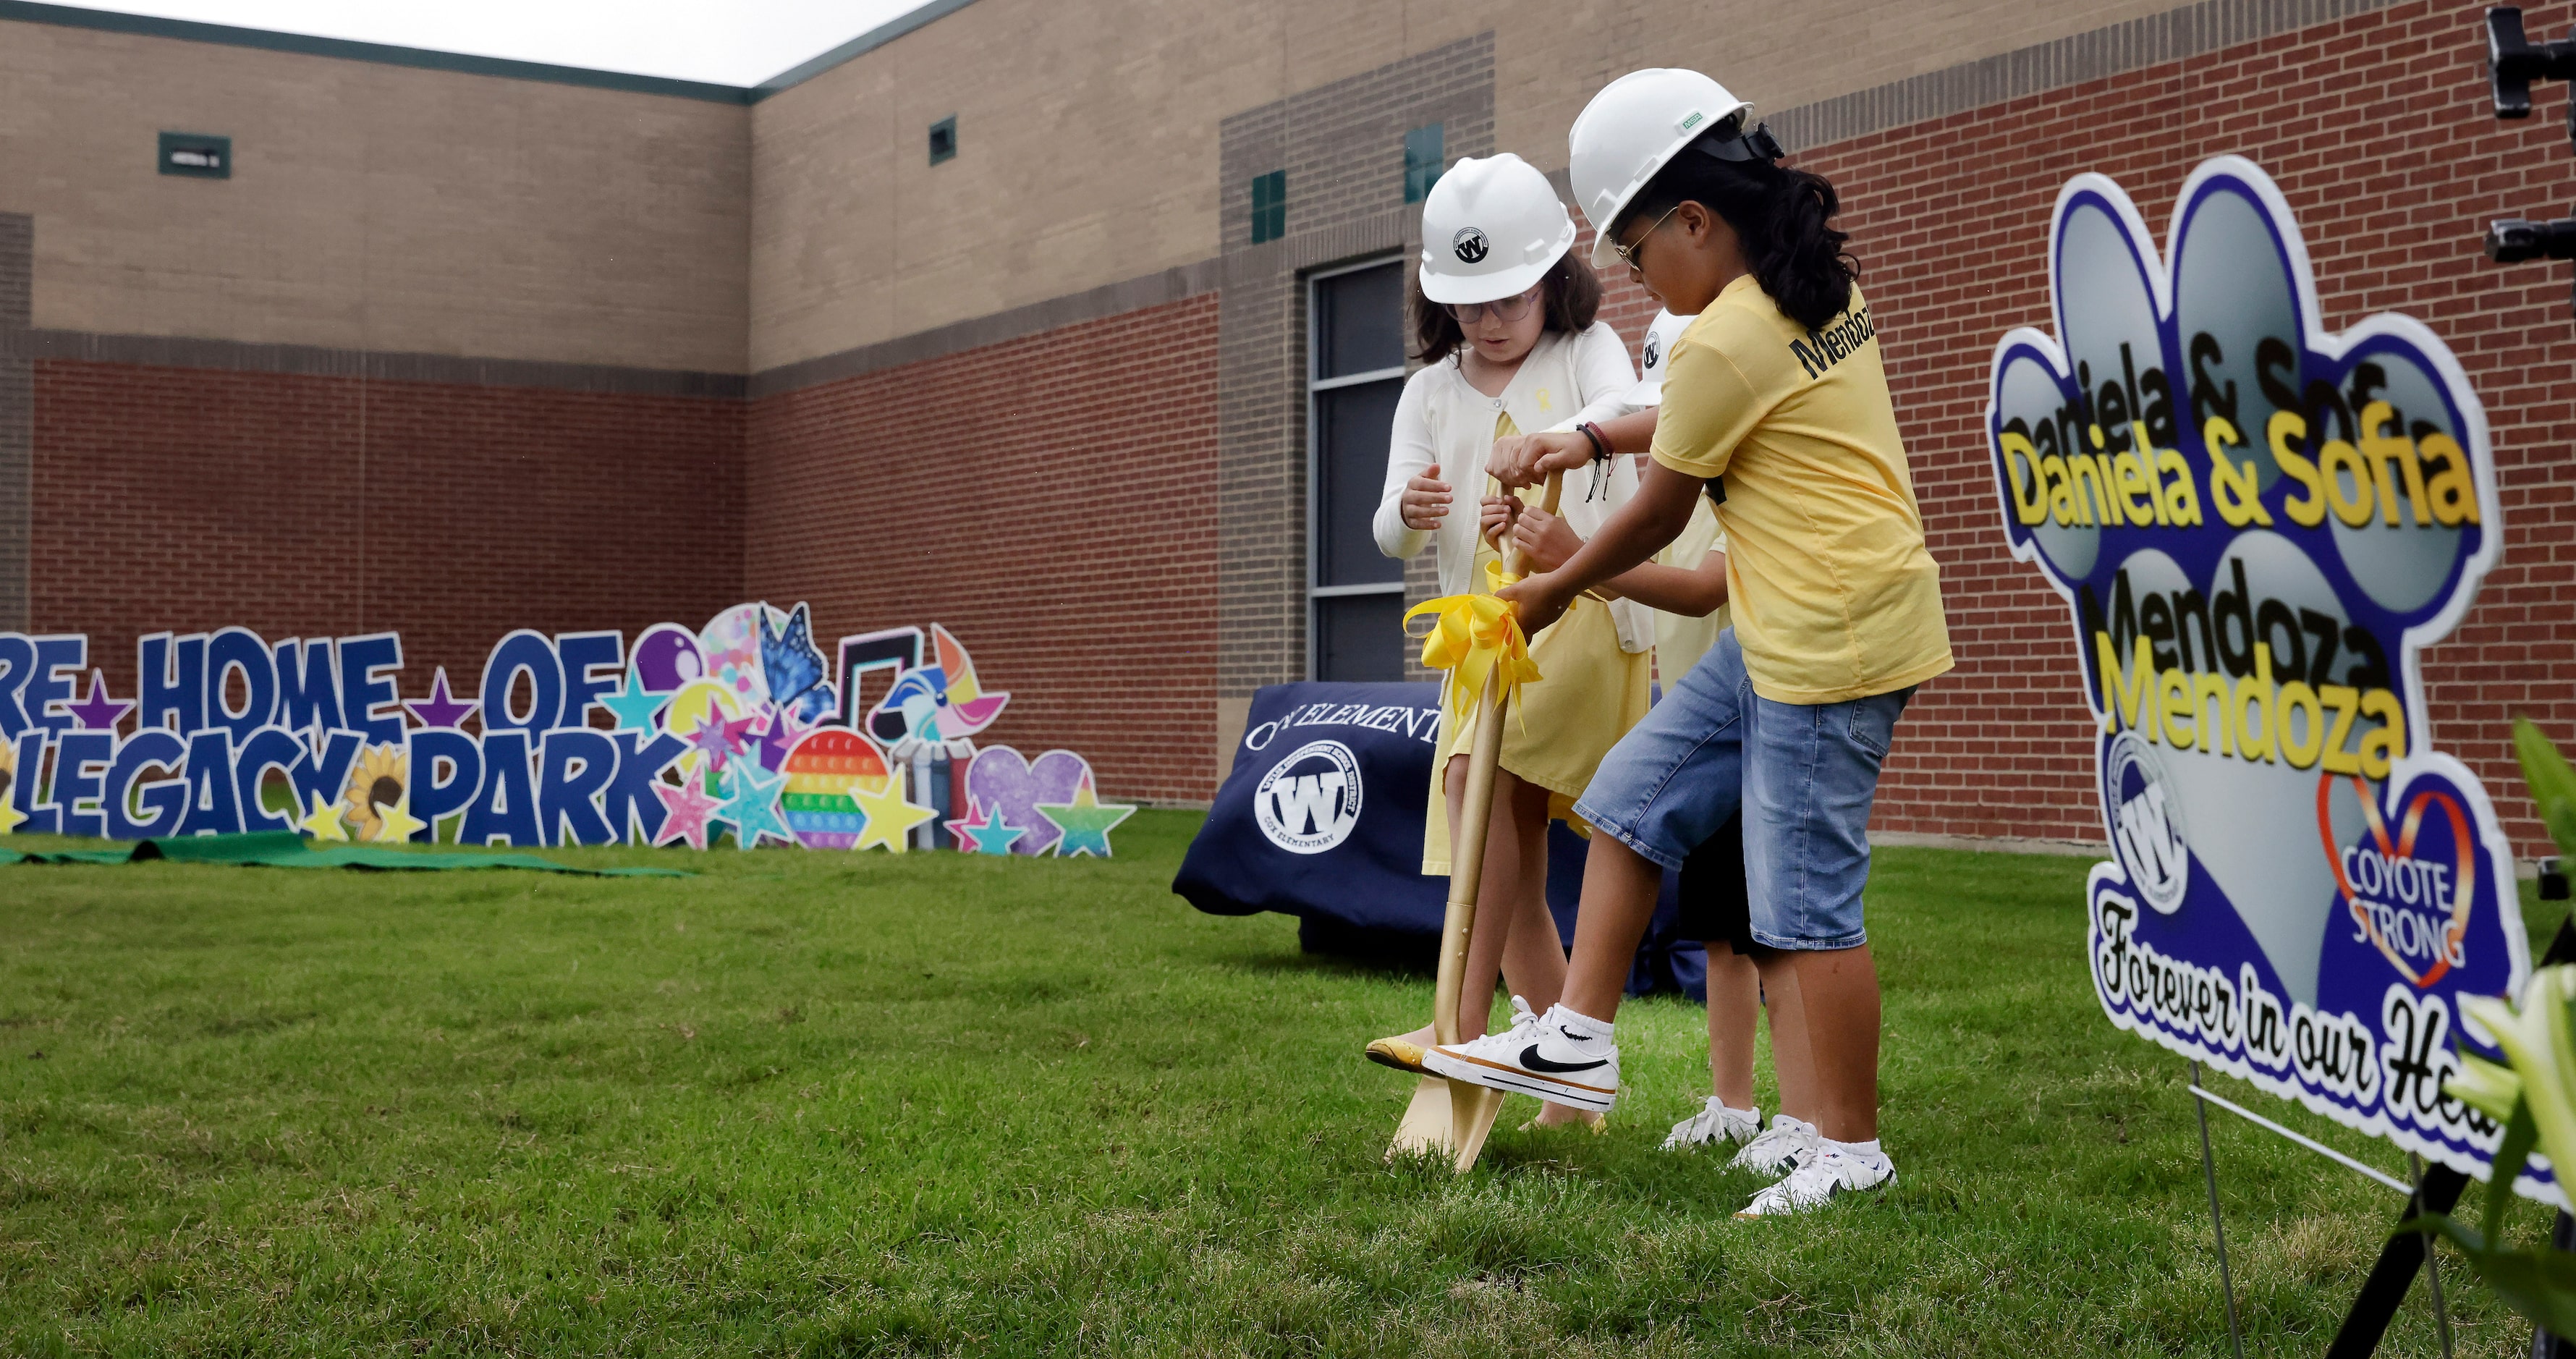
[1363,154,1653,1128]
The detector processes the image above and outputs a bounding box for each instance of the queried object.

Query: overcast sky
[47,1,944,86]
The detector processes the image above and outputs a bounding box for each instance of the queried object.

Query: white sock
[1829,1137,1886,1163]
[1552,1006,1615,1042]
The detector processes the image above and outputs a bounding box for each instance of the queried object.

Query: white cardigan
[1371,322,1653,652]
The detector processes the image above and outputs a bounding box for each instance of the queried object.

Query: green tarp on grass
[0,830,690,876]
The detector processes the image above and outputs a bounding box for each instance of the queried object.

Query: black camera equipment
[2486,8,2576,309]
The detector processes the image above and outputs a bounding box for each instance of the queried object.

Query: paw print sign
[1986,157,2530,1187]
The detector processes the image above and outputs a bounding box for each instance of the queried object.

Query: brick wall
[1216,34,1497,706]
[32,360,745,700]
[742,294,1221,806]
[1779,0,2576,856]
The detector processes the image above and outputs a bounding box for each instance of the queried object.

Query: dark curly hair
[1617,124,1857,331]
[1409,251,1603,365]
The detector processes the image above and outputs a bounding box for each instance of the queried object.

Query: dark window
[1314,261,1404,378]
[1315,594,1407,687]
[1308,260,1409,682]
[1313,382,1404,592]
[1404,124,1444,204]
[1250,170,1286,245]
[928,116,957,166]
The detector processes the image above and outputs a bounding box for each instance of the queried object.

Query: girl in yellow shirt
[1423,69,1952,1216]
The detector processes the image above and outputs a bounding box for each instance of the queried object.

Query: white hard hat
[1416,153,1577,305]
[1632,309,1695,404]
[1569,69,1754,268]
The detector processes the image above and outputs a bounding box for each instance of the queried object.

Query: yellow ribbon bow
[1402,560,1546,727]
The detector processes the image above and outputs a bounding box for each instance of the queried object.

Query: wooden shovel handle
[1431,467,1563,1047]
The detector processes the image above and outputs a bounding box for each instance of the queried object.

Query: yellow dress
[1420,460,1655,876]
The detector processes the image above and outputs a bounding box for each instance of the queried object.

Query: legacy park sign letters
[1983,157,2530,1191]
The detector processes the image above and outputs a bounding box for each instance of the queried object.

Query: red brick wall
[1779,0,2576,856]
[743,294,1221,806]
[33,360,745,702]
[35,0,2571,848]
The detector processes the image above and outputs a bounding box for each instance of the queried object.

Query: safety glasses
[1611,203,1683,273]
[1445,285,1542,325]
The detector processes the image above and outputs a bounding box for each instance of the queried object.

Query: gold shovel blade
[1387,1075,1507,1172]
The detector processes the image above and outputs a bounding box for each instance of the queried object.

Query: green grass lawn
[0,813,2556,1355]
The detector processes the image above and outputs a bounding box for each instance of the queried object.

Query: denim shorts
[1571,630,1911,951]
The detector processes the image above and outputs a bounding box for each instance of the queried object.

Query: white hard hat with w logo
[1415,153,1577,305]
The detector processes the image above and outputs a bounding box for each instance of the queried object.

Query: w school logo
[2104,734,2186,914]
[1643,336,1663,371]
[1253,740,1363,854]
[1452,227,1490,264]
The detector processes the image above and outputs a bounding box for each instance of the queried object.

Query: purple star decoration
[405,668,479,729]
[65,671,133,732]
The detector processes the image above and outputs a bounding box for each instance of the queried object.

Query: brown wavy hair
[1410,252,1603,365]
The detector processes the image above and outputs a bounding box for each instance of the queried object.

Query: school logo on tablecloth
[1253,740,1363,855]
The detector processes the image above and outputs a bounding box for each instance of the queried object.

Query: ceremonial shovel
[1389,469,1563,1174]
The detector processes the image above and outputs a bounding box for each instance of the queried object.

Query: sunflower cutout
[343,744,411,843]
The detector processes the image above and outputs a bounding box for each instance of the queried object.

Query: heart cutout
[963,746,1089,856]
[2315,773,2476,990]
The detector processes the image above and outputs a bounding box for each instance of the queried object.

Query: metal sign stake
[2192,1060,2246,1359]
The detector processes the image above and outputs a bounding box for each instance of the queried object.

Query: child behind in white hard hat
[1496,308,1816,1162]
[1364,151,1651,1130]
[1430,69,1954,1217]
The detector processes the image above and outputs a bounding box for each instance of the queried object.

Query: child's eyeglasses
[1445,287,1542,324]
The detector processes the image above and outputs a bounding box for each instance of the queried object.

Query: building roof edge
[0,1,760,103]
[747,0,980,101]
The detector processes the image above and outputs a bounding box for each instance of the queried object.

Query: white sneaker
[1664,1097,1763,1151]
[1727,1114,1821,1177]
[1735,1146,1894,1217]
[1420,999,1619,1112]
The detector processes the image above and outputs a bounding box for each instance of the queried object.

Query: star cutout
[653,778,721,850]
[406,669,478,729]
[0,783,26,837]
[299,789,350,842]
[963,803,1020,854]
[853,774,937,852]
[367,795,428,844]
[753,708,805,771]
[1037,777,1136,859]
[690,708,763,774]
[946,797,1022,855]
[717,761,792,850]
[66,672,134,732]
[599,670,669,734]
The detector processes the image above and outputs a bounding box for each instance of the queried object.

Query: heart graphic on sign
[963,745,1090,856]
[2314,773,2475,990]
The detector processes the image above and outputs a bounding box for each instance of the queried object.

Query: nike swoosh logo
[1521,1046,1609,1074]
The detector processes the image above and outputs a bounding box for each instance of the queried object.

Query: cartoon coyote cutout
[1984,156,2533,1190]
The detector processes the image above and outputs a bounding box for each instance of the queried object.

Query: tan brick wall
[747,0,1270,373]
[0,21,750,373]
[748,0,2210,372]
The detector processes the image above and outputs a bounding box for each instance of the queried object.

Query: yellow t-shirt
[1649,276,1952,704]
